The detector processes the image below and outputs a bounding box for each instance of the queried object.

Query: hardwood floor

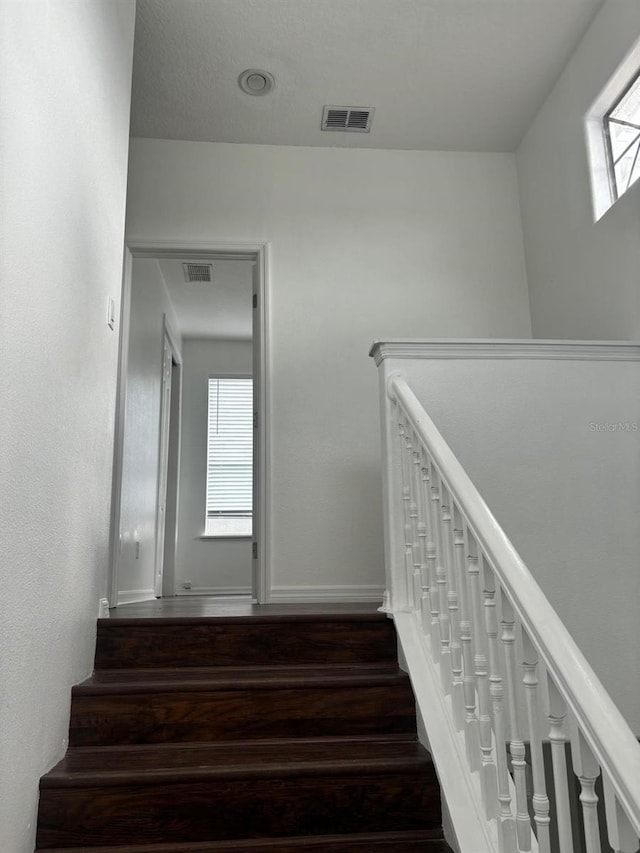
[109,597,382,619]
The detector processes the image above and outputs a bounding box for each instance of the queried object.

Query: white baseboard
[98,598,111,618]
[116,588,156,606]
[175,586,252,597]
[269,584,385,603]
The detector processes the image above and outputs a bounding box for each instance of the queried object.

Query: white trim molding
[270,585,385,603]
[121,238,267,262]
[108,238,271,606]
[369,339,640,366]
[116,589,156,606]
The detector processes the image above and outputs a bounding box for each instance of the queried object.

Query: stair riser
[95,620,397,669]
[37,773,441,847]
[69,684,416,746]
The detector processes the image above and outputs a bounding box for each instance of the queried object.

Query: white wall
[517,0,640,340]
[118,258,181,602]
[176,338,253,594]
[125,140,533,599]
[378,347,640,732]
[0,2,135,850]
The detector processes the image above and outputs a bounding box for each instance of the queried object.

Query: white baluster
[500,590,531,852]
[546,675,575,853]
[423,455,441,655]
[522,629,551,853]
[467,535,498,818]
[483,565,517,852]
[603,770,640,853]
[440,487,463,730]
[397,420,415,610]
[416,451,432,637]
[574,729,603,853]
[410,432,426,612]
[411,435,428,617]
[431,469,452,689]
[453,515,480,771]
[404,429,421,610]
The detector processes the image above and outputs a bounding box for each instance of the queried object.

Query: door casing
[108,239,270,607]
[154,318,181,597]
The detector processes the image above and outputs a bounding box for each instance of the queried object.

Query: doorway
[108,241,269,607]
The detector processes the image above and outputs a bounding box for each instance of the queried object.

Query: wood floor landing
[109,597,382,619]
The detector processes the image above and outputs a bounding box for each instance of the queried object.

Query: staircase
[35,608,452,852]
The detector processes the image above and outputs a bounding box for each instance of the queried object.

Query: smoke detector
[321,106,374,132]
[239,69,275,96]
[183,263,213,283]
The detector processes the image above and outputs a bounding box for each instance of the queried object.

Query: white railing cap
[369,339,640,366]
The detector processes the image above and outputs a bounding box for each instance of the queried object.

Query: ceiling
[158,258,253,340]
[130,0,604,152]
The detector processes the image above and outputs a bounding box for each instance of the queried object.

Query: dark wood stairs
[35,609,451,852]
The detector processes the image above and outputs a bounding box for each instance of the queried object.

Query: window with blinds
[205,377,253,536]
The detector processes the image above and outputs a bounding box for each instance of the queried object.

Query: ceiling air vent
[183,263,213,283]
[321,106,374,133]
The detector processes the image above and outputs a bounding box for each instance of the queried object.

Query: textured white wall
[176,338,253,594]
[118,258,181,602]
[0,2,135,850]
[125,140,533,598]
[517,0,640,340]
[382,351,640,732]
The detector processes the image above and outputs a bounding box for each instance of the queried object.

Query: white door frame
[108,239,271,607]
[154,317,181,597]
[162,337,183,599]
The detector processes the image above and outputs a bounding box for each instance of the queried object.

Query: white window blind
[205,377,253,536]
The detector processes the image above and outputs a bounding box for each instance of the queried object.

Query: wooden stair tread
[41,735,430,786]
[35,829,450,852]
[77,663,408,693]
[100,609,388,627]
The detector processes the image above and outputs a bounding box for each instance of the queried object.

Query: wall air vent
[321,106,374,133]
[183,263,213,283]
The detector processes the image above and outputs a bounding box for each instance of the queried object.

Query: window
[205,377,253,537]
[586,44,640,221]
[604,68,640,202]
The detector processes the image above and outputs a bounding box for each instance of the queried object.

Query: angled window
[604,68,640,202]
[205,377,253,537]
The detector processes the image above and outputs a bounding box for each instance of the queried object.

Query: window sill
[197,535,253,541]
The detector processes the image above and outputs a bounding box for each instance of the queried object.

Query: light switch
[107,296,116,330]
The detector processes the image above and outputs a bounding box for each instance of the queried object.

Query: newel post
[377,369,410,613]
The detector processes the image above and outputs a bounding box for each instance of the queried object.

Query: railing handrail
[389,372,640,834]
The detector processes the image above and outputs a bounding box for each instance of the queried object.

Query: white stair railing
[379,372,640,853]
